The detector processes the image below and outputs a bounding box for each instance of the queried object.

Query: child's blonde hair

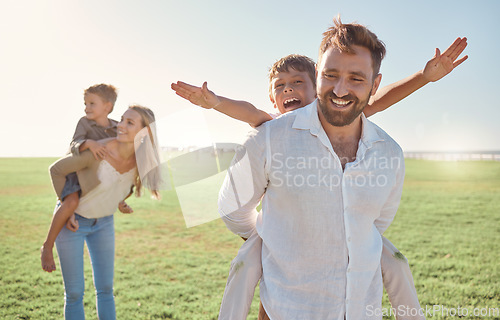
[84,84,118,113]
[268,54,316,94]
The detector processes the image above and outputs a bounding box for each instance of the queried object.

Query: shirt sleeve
[374,149,405,234]
[49,150,95,199]
[70,118,90,156]
[218,126,269,239]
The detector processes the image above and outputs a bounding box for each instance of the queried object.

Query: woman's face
[117,109,144,143]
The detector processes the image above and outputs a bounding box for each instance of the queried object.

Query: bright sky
[2,0,498,157]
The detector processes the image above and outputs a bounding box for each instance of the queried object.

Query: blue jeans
[55,213,116,320]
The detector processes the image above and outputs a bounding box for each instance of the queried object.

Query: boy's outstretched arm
[364,37,468,117]
[171,81,273,127]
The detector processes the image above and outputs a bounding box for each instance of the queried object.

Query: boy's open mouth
[283,98,302,110]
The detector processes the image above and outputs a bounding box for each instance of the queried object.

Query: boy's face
[269,69,316,114]
[84,93,112,121]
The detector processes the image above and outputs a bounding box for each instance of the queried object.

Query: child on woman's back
[41,84,133,273]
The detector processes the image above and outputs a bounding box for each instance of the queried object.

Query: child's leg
[381,236,425,320]
[219,231,263,320]
[41,193,80,272]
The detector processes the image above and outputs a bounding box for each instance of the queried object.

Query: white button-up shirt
[219,100,405,320]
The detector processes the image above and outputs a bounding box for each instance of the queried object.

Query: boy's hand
[118,201,133,214]
[171,81,221,109]
[66,214,79,232]
[423,37,468,82]
[86,139,108,160]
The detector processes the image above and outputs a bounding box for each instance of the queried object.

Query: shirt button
[346,299,349,304]
[347,237,351,242]
[347,268,351,273]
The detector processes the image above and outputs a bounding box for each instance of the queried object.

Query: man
[219,17,405,319]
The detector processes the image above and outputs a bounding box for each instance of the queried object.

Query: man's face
[269,69,316,114]
[316,45,381,127]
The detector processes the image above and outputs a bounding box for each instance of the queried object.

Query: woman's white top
[75,160,135,219]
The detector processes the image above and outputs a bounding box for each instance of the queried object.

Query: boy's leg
[258,302,271,320]
[41,194,80,272]
[86,215,116,320]
[59,172,81,231]
[61,192,80,231]
[381,236,425,320]
[55,214,87,320]
[219,231,263,320]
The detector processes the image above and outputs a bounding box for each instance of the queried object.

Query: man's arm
[364,37,468,118]
[171,81,273,128]
[218,127,269,239]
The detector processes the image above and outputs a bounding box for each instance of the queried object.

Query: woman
[47,105,161,320]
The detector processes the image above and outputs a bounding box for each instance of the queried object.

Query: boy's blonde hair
[319,16,386,78]
[268,54,316,93]
[84,84,118,113]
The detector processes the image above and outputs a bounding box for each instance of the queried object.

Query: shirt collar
[359,112,385,149]
[88,118,116,129]
[291,100,321,135]
[292,99,385,148]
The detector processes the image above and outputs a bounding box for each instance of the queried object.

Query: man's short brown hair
[319,16,386,78]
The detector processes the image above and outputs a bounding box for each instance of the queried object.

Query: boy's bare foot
[40,245,56,272]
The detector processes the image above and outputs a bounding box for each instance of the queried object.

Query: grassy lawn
[0,158,499,319]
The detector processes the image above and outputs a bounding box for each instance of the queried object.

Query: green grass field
[0,158,499,319]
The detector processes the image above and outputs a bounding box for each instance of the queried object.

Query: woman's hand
[66,214,79,232]
[118,201,134,214]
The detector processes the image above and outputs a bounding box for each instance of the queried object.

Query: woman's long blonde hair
[129,105,162,200]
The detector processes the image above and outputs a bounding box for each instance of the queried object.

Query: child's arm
[171,81,273,128]
[364,37,468,118]
[70,118,108,159]
[79,140,108,160]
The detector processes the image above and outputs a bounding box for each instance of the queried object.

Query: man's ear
[269,93,278,109]
[370,74,382,96]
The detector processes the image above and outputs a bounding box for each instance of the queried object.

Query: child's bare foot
[40,245,56,272]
